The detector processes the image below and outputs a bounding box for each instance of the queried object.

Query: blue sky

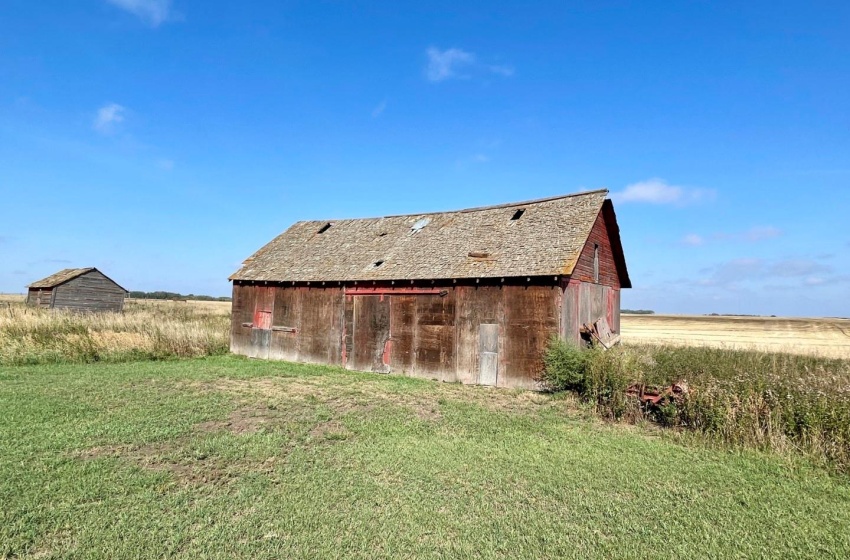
[1,1,848,316]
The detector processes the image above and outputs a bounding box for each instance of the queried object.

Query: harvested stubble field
[2,356,850,559]
[621,314,850,359]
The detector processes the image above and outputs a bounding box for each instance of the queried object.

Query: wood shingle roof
[28,268,96,289]
[230,189,613,283]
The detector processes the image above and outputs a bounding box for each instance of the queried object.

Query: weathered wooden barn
[229,189,630,389]
[27,268,128,312]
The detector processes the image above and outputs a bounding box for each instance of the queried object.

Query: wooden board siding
[26,288,54,309]
[231,282,561,389]
[502,286,559,388]
[572,210,622,288]
[413,293,457,382]
[50,271,125,312]
[351,295,391,373]
[270,287,301,362]
[561,280,621,346]
[388,295,416,375]
[455,286,502,385]
[232,284,346,365]
[230,283,257,356]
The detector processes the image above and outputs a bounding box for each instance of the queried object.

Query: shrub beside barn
[229,189,630,389]
[27,268,128,312]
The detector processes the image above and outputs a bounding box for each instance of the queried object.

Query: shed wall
[230,282,560,389]
[560,281,620,346]
[50,271,125,312]
[26,288,54,309]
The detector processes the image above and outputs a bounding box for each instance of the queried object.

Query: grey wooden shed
[27,268,128,312]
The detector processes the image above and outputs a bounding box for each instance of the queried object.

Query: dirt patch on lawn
[76,441,234,485]
[194,406,297,435]
[309,420,351,441]
[189,375,570,426]
[74,435,285,486]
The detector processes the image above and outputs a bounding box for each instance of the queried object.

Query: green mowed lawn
[2,356,849,559]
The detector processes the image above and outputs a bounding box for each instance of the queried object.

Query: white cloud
[611,178,715,205]
[682,234,704,246]
[371,99,387,118]
[424,47,515,83]
[685,226,783,247]
[426,47,476,82]
[742,226,782,242]
[106,0,173,26]
[93,103,126,134]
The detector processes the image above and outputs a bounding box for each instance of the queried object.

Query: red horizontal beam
[344,287,446,296]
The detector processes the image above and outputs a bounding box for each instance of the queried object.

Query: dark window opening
[317,223,332,234]
[378,232,388,237]
[593,244,600,283]
[511,209,525,221]
[373,260,384,268]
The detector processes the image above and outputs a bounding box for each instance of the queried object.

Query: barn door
[351,295,391,373]
[250,287,274,359]
[478,324,499,386]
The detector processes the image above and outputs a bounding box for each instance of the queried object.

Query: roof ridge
[292,189,608,223]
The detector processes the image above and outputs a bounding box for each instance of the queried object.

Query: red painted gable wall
[571,210,621,288]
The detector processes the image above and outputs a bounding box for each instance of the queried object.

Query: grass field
[0,298,229,365]
[2,356,850,559]
[621,314,850,359]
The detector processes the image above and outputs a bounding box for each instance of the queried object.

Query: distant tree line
[622,309,655,315]
[128,291,232,302]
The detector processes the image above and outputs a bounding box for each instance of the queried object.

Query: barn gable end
[571,200,631,289]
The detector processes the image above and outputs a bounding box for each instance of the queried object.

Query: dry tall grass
[542,340,850,472]
[0,299,230,365]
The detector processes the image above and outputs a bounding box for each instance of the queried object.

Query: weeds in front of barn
[541,339,850,473]
[0,300,229,365]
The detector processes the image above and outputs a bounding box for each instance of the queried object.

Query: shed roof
[28,267,127,291]
[230,189,628,284]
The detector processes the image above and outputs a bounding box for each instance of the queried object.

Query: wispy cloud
[715,226,782,242]
[105,0,173,26]
[610,178,715,206]
[682,234,704,247]
[802,274,850,287]
[426,47,476,82]
[371,99,387,118]
[157,158,175,170]
[93,103,126,134]
[698,257,833,288]
[684,226,782,247]
[744,226,782,242]
[425,47,514,82]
